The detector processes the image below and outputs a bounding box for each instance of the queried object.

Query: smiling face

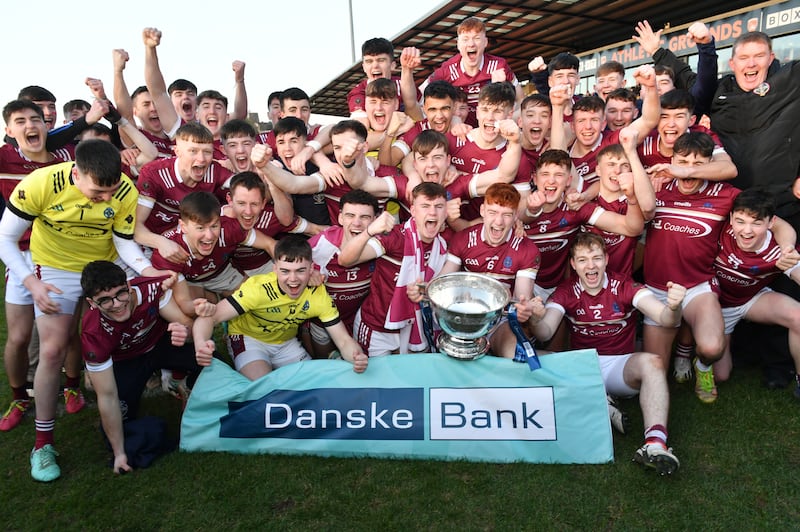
[570,244,608,294]
[548,69,579,93]
[222,134,255,172]
[410,194,447,243]
[171,89,197,122]
[457,30,487,71]
[197,98,227,137]
[280,98,311,126]
[338,202,377,242]
[573,109,605,149]
[672,151,710,195]
[605,98,637,131]
[480,201,516,246]
[362,53,395,82]
[275,131,306,168]
[88,284,133,322]
[413,145,450,184]
[657,108,695,153]
[596,154,631,194]
[72,168,122,203]
[133,91,162,134]
[656,74,675,96]
[175,138,214,186]
[365,96,397,132]
[227,185,265,231]
[518,102,551,148]
[534,162,571,206]
[423,96,453,133]
[32,100,57,130]
[594,72,625,101]
[179,216,221,257]
[730,40,774,92]
[274,257,312,299]
[475,101,512,145]
[729,209,773,252]
[5,108,47,156]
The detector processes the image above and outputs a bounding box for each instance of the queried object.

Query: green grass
[1,296,800,530]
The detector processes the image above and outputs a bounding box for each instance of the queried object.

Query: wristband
[525,207,543,218]
[117,117,129,128]
[342,159,356,169]
[307,140,322,153]
[785,263,800,277]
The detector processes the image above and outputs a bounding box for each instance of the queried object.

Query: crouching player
[193,235,368,379]
[531,233,687,475]
[712,188,800,398]
[81,261,202,473]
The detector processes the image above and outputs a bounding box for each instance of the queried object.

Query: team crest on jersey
[749,265,761,274]
[17,189,26,200]
[753,82,770,97]
[702,202,713,209]
[559,218,568,227]
[104,207,115,219]
[612,302,621,314]
[503,256,512,268]
[302,301,310,312]
[126,214,134,224]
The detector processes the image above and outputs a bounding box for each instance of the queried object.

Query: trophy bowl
[426,272,510,360]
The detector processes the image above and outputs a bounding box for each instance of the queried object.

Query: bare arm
[142,28,179,136]
[399,47,424,121]
[635,283,685,327]
[338,211,394,266]
[90,366,132,474]
[230,61,248,120]
[326,321,368,373]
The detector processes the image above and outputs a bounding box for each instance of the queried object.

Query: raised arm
[635,282,685,327]
[338,211,394,266]
[230,60,248,120]
[399,47,424,121]
[142,27,179,136]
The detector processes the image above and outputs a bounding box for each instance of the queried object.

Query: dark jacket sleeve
[45,116,89,151]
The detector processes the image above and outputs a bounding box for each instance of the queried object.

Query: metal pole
[349,0,356,63]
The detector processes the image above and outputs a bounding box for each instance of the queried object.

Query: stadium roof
[310,0,759,116]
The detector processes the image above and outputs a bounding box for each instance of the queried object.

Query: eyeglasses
[93,287,131,310]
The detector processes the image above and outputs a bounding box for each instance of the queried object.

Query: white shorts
[353,309,413,357]
[534,283,557,302]
[34,265,83,317]
[227,334,311,371]
[599,354,638,397]
[722,288,771,334]
[643,281,715,326]
[243,260,274,278]
[5,250,34,305]
[309,321,332,345]
[189,263,245,295]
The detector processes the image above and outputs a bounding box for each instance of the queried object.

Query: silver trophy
[425,272,510,360]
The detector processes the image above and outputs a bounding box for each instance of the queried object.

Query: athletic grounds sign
[181,351,613,464]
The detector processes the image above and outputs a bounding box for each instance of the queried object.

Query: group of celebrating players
[1,15,799,482]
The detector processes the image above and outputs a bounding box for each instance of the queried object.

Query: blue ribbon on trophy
[508,305,541,371]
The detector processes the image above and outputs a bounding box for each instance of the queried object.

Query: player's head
[595,144,631,194]
[279,87,311,125]
[74,139,123,202]
[453,88,469,123]
[481,183,520,246]
[179,191,222,257]
[569,232,608,292]
[221,119,257,173]
[423,81,458,134]
[267,90,282,124]
[476,82,515,142]
[412,130,451,184]
[339,189,380,242]
[572,96,606,148]
[547,52,580,92]
[3,99,47,155]
[63,99,90,124]
[410,182,447,243]
[79,123,113,143]
[456,17,488,70]
[604,88,638,131]
[594,61,626,101]
[273,117,308,167]
[273,234,313,299]
[174,123,214,184]
[168,79,198,122]
[730,31,774,92]
[18,85,57,130]
[81,260,132,322]
[658,90,696,151]
[131,85,162,134]
[361,38,395,82]
[654,65,676,96]
[518,94,551,147]
[729,188,776,252]
[671,131,714,194]
[196,90,228,137]
[227,171,266,230]
[365,78,398,133]
[534,149,572,204]
[331,119,368,167]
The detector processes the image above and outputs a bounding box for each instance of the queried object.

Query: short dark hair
[654,65,675,82]
[521,94,551,112]
[340,189,379,215]
[180,191,221,224]
[168,79,197,95]
[63,99,90,116]
[3,99,44,124]
[228,171,266,201]
[597,61,625,77]
[732,31,772,55]
[131,85,149,101]
[412,130,449,157]
[274,234,312,263]
[547,53,579,75]
[267,91,282,106]
[362,37,394,57]
[365,78,396,100]
[536,149,571,171]
[196,90,228,109]
[732,188,775,220]
[280,87,310,107]
[175,122,214,144]
[18,85,56,102]
[570,232,606,258]
[597,143,626,163]
[331,119,368,142]
[660,89,694,112]
[573,95,605,115]
[424,80,458,102]
[220,119,257,141]
[81,260,127,298]
[606,88,636,104]
[75,139,122,186]
[673,131,714,159]
[478,82,516,108]
[273,117,307,138]
[412,182,447,201]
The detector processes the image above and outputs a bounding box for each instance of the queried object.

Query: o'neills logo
[219,388,424,440]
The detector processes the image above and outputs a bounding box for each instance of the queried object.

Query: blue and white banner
[180,350,613,464]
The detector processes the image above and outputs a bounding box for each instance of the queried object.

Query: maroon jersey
[638,125,724,168]
[230,207,302,272]
[586,195,638,278]
[428,54,516,126]
[393,120,433,157]
[548,271,649,355]
[524,201,604,289]
[347,77,415,113]
[446,224,540,292]
[150,217,251,282]
[137,157,232,235]
[358,225,436,332]
[645,180,740,290]
[138,128,175,158]
[81,276,170,364]
[570,129,621,192]
[714,224,788,307]
[212,138,226,161]
[310,225,375,331]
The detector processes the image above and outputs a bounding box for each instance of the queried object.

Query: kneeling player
[531,233,687,475]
